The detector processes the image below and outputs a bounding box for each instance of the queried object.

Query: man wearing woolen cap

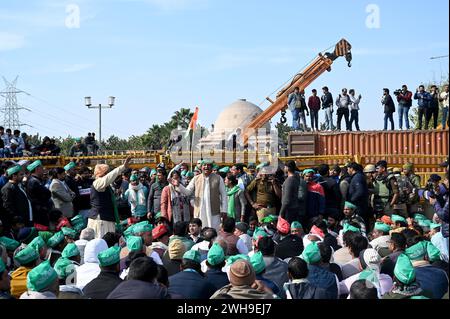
[211,259,275,299]
[88,156,132,239]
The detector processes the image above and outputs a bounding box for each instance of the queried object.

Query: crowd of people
[0,155,448,299]
[0,130,99,158]
[288,84,449,132]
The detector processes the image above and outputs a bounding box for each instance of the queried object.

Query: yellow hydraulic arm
[243,38,352,145]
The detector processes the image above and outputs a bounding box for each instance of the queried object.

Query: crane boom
[243,38,352,145]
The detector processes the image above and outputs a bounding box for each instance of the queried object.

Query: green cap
[301,242,321,264]
[154,212,163,220]
[185,171,194,178]
[0,236,20,251]
[212,164,219,170]
[127,236,143,252]
[54,257,76,279]
[343,223,361,234]
[75,137,81,142]
[261,215,277,224]
[29,236,46,252]
[302,168,315,175]
[218,167,230,174]
[27,260,58,292]
[413,214,427,221]
[226,254,250,266]
[201,159,213,165]
[250,251,265,274]
[61,243,80,259]
[38,231,54,244]
[426,242,441,262]
[391,214,407,223]
[14,246,39,265]
[150,169,157,176]
[130,174,139,182]
[123,224,136,238]
[27,160,43,172]
[61,227,78,239]
[394,254,416,285]
[6,165,22,177]
[252,228,268,241]
[207,243,225,266]
[291,221,303,229]
[64,162,76,171]
[417,219,431,228]
[98,246,121,267]
[344,201,357,210]
[47,231,65,248]
[0,259,5,273]
[182,250,201,264]
[374,222,391,233]
[430,223,441,230]
[133,221,153,234]
[405,241,428,261]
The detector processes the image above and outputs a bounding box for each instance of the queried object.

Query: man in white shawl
[75,238,108,290]
[170,159,227,230]
[123,174,148,219]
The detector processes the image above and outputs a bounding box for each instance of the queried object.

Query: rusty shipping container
[288,130,449,172]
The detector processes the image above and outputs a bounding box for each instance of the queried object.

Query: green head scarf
[182,250,201,264]
[98,246,121,267]
[250,251,265,274]
[27,260,57,291]
[394,253,416,285]
[0,236,20,251]
[405,241,428,261]
[127,236,143,252]
[47,231,65,249]
[374,222,391,234]
[61,243,80,259]
[226,254,250,266]
[301,242,321,264]
[54,257,76,279]
[14,246,39,266]
[207,243,225,266]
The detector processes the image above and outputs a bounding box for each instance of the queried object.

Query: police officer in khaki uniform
[373,160,399,217]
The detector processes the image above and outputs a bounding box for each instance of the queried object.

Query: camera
[393,89,403,96]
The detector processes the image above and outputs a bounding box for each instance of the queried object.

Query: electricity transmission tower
[0,76,31,130]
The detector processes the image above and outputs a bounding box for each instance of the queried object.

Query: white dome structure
[213,99,270,132]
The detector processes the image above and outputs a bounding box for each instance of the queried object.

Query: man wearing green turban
[340,201,366,236]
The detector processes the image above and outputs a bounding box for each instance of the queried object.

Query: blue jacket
[168,269,217,299]
[205,268,229,291]
[414,92,432,108]
[307,265,338,299]
[434,197,449,238]
[415,265,449,299]
[348,171,369,215]
[263,257,289,299]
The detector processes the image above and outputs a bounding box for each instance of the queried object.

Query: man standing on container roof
[169,159,227,230]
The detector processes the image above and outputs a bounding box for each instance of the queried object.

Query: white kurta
[179,174,227,231]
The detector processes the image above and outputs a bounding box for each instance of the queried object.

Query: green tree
[169,108,194,129]
[275,122,293,146]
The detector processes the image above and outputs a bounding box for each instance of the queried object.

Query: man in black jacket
[108,256,170,299]
[317,164,342,219]
[347,162,369,227]
[284,257,328,299]
[25,160,52,227]
[83,248,123,299]
[1,165,33,229]
[168,250,216,299]
[279,161,301,224]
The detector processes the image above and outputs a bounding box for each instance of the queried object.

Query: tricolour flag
[185,107,199,138]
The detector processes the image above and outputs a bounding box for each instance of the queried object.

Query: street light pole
[84,96,115,151]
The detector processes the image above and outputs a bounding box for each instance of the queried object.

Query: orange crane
[243,38,352,145]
